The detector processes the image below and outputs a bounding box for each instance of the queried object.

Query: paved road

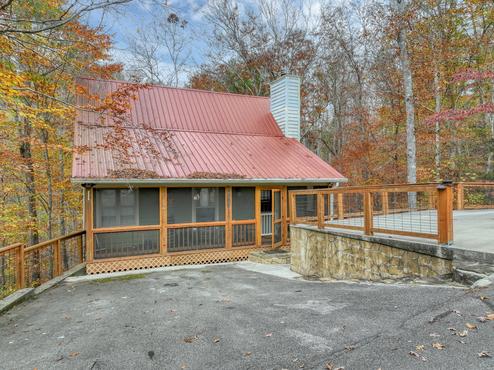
[0,263,493,370]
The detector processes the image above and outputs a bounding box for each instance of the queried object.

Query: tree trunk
[395,0,417,208]
[433,60,441,180]
[41,129,53,239]
[19,117,40,284]
[58,148,68,269]
[19,118,39,246]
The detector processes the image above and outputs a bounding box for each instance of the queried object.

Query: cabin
[72,75,346,274]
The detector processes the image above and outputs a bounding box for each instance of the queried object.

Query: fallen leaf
[479,351,492,358]
[466,323,477,330]
[183,335,197,343]
[409,351,427,361]
[325,363,344,370]
[68,352,80,358]
[344,345,355,351]
[415,345,425,352]
[432,342,445,350]
[429,333,440,337]
[244,352,252,357]
[457,330,468,337]
[453,310,462,316]
[212,336,220,343]
[479,296,488,301]
[265,333,273,337]
[448,327,456,332]
[180,363,188,369]
[486,313,494,321]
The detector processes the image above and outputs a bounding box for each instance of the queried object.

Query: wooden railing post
[337,193,344,220]
[78,234,84,262]
[437,181,453,244]
[290,192,297,224]
[55,239,62,276]
[381,191,389,215]
[363,192,373,235]
[16,244,25,289]
[456,183,464,210]
[317,192,324,229]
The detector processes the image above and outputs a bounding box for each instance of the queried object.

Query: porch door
[272,189,283,248]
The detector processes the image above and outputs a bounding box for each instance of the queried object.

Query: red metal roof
[72,78,345,182]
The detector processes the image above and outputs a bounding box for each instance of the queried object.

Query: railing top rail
[24,230,86,253]
[458,181,494,187]
[0,242,23,254]
[289,183,440,196]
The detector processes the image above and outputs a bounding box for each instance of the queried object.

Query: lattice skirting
[86,247,264,274]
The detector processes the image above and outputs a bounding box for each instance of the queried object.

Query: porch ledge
[290,224,453,260]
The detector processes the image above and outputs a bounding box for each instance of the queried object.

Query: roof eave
[71,177,348,186]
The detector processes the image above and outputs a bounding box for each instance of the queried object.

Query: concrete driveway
[0,263,493,370]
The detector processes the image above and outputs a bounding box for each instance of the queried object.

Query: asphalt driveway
[0,263,493,370]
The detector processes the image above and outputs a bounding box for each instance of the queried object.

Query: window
[232,187,255,220]
[94,188,159,228]
[167,187,225,224]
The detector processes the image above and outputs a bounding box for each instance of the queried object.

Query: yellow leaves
[415,344,425,351]
[432,342,445,350]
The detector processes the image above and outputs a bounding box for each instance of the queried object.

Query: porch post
[226,187,232,249]
[281,186,288,246]
[84,187,94,263]
[160,187,167,255]
[255,187,261,247]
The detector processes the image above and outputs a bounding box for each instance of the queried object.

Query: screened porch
[84,185,320,264]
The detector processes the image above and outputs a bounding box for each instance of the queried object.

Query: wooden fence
[290,183,453,243]
[289,181,494,245]
[0,230,86,299]
[454,182,494,210]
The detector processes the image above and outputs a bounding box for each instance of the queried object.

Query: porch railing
[261,212,272,236]
[0,230,86,299]
[454,182,494,210]
[289,183,453,244]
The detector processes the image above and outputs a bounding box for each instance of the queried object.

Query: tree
[126,10,192,86]
[0,0,123,246]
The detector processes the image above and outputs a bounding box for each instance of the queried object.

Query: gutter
[72,177,348,186]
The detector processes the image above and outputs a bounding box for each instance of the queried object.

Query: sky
[83,0,220,84]
[83,0,327,85]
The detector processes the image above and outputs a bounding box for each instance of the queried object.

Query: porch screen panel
[287,186,306,218]
[94,188,159,228]
[232,187,255,220]
[167,187,225,224]
[94,230,159,259]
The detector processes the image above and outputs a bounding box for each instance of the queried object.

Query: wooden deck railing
[0,230,86,299]
[289,182,454,244]
[454,182,494,210]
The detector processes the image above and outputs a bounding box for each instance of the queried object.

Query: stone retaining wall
[290,225,453,281]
